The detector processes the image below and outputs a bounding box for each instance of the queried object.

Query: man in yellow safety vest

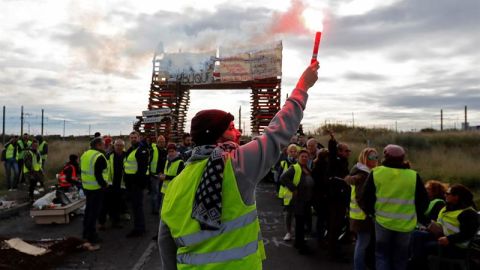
[24,139,44,202]
[80,137,109,245]
[363,144,429,270]
[124,131,150,238]
[158,61,319,270]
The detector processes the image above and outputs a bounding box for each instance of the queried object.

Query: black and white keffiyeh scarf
[190,142,238,230]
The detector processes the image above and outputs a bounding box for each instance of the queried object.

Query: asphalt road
[0,182,353,269]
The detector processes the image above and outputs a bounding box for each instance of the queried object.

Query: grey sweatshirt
[158,87,308,269]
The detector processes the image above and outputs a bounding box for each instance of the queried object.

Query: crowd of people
[75,131,192,243]
[2,62,478,270]
[273,133,479,270]
[1,133,48,200]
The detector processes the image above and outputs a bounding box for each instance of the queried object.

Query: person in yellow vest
[2,136,19,191]
[24,139,45,202]
[17,133,32,184]
[80,137,109,245]
[150,135,167,215]
[36,135,48,170]
[124,131,150,238]
[158,61,319,270]
[424,180,447,221]
[277,143,298,241]
[99,139,126,230]
[280,150,315,255]
[410,184,479,268]
[345,147,378,270]
[107,139,129,221]
[363,144,429,270]
[159,143,184,204]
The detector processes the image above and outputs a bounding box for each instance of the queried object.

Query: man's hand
[296,60,319,91]
[438,236,449,246]
[159,174,166,181]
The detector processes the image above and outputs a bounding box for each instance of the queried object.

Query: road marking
[131,241,157,270]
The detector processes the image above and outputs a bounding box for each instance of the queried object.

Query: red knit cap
[166,143,176,151]
[383,144,405,159]
[190,109,234,145]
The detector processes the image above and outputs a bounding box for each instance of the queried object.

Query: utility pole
[63,119,66,139]
[88,124,91,137]
[352,112,355,128]
[2,106,5,145]
[41,109,44,136]
[238,106,242,131]
[464,105,468,131]
[20,105,24,135]
[440,109,443,131]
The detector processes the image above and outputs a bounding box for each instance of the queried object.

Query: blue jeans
[150,176,161,214]
[4,159,19,189]
[375,222,411,270]
[354,230,372,270]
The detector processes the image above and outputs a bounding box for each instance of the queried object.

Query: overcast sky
[1,0,479,136]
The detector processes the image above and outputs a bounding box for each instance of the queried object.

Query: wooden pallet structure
[134,42,283,141]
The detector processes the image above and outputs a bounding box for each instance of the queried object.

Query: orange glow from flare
[302,8,324,32]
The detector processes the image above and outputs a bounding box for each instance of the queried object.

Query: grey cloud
[327,0,480,58]
[29,77,62,88]
[344,71,387,81]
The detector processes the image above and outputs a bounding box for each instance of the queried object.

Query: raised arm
[231,61,319,205]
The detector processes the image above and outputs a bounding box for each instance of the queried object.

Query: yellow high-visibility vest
[161,158,265,270]
[80,149,108,190]
[373,166,417,232]
[161,159,184,194]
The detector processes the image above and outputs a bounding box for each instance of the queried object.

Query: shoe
[8,189,13,191]
[283,233,292,241]
[126,230,145,238]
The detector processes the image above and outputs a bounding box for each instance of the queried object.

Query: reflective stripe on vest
[80,149,108,190]
[39,141,47,160]
[161,159,183,194]
[283,163,302,206]
[124,148,138,174]
[58,164,78,187]
[23,150,42,173]
[350,184,366,220]
[437,206,474,249]
[373,166,417,232]
[150,143,159,174]
[161,158,265,270]
[177,239,258,265]
[175,210,258,247]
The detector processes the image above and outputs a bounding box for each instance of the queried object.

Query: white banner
[155,41,282,84]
